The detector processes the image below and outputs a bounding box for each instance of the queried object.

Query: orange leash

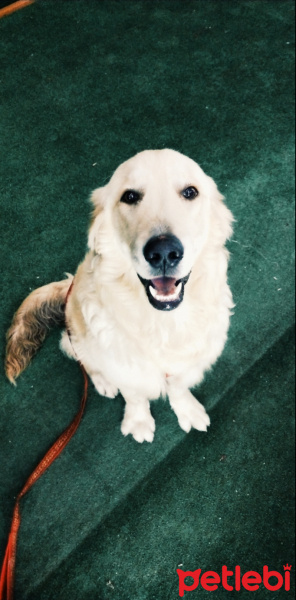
[0,281,88,600]
[0,0,36,20]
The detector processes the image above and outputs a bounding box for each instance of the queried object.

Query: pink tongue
[151,277,177,296]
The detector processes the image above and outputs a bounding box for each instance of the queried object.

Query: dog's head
[88,149,233,311]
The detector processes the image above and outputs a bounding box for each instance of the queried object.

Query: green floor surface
[0,2,294,598]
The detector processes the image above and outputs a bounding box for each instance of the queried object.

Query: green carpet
[0,1,294,598]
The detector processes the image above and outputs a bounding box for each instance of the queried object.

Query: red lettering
[200,571,220,591]
[177,569,201,597]
[235,565,241,591]
[177,564,291,594]
[242,571,262,591]
[222,565,234,591]
[284,569,291,591]
[263,566,283,591]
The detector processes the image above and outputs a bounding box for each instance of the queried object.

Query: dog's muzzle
[138,234,190,311]
[138,273,190,311]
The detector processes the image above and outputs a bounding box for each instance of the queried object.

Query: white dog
[5,149,234,443]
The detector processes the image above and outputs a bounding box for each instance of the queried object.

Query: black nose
[143,234,184,271]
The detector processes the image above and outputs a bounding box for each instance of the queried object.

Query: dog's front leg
[120,388,155,443]
[167,382,210,434]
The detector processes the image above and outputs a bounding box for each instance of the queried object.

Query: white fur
[61,149,234,442]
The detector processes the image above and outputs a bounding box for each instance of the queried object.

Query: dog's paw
[91,374,118,399]
[121,413,156,443]
[170,392,210,433]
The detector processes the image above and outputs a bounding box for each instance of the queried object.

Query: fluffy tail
[5,277,73,384]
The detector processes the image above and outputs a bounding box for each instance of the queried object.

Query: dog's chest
[81,314,200,399]
[90,305,203,377]
[71,270,228,393]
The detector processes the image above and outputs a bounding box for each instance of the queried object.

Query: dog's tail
[5,277,73,385]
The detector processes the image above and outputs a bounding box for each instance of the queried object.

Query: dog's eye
[120,190,142,205]
[181,186,199,200]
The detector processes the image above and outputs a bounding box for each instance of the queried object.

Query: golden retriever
[5,149,234,443]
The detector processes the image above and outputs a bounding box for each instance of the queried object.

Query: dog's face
[89,149,232,311]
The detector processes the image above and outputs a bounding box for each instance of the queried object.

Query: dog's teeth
[149,286,157,299]
[149,281,182,302]
[175,281,182,295]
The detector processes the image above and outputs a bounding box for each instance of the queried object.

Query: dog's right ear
[90,186,105,211]
[88,187,106,250]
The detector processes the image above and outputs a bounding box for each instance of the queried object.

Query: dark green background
[0,1,294,598]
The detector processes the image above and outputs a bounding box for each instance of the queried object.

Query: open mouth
[138,273,190,311]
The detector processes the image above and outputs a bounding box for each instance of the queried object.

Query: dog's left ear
[88,187,106,250]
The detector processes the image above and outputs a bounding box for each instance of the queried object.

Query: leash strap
[0,281,88,600]
[0,1,36,20]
